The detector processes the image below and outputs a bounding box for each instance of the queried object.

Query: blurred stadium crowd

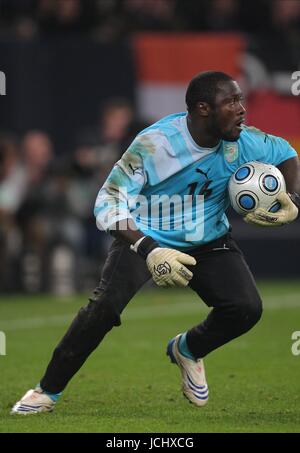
[0,98,148,294]
[0,0,300,40]
[1,0,300,294]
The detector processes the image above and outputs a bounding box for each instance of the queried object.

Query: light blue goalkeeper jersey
[94,112,297,250]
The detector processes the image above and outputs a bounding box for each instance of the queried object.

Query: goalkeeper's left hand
[130,235,196,287]
[244,192,299,227]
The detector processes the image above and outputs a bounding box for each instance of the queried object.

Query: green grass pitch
[0,281,300,433]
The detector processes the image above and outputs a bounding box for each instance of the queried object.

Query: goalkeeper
[12,71,300,414]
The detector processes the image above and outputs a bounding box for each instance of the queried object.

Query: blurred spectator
[244,0,300,73]
[0,135,24,291]
[21,130,54,186]
[36,0,98,37]
[0,134,26,215]
[0,111,150,294]
[72,99,149,285]
[78,97,148,171]
[119,0,182,34]
[16,131,56,293]
[16,131,93,295]
[205,0,240,31]
[66,145,100,221]
[90,0,123,42]
[0,0,299,41]
[15,130,113,295]
[16,131,83,295]
[271,0,300,37]
[0,0,37,38]
[70,98,150,292]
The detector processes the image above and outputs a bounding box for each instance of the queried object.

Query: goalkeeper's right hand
[130,236,196,287]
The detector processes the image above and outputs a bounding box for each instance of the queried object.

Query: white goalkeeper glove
[244,192,299,227]
[131,236,196,287]
[146,247,196,287]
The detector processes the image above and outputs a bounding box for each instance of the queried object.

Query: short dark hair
[185,71,234,112]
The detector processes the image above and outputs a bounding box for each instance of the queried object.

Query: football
[228,161,286,216]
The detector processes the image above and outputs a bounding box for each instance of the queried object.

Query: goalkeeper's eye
[230,95,244,105]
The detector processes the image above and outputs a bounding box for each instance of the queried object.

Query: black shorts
[99,232,258,312]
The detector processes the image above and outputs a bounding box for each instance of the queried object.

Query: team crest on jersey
[224,143,238,163]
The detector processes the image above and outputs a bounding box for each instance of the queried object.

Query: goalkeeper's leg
[166,234,262,407]
[186,235,263,358]
[12,238,151,413]
[39,239,151,394]
[15,238,150,411]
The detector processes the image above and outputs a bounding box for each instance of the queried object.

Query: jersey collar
[183,114,221,153]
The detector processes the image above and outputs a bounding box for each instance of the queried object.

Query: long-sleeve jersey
[94,112,297,250]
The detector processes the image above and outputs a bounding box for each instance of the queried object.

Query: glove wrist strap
[289,192,300,214]
[130,236,159,259]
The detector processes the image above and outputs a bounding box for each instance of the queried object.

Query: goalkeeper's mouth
[235,119,245,131]
[225,119,245,141]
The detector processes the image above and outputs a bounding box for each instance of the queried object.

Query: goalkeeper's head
[186,71,246,142]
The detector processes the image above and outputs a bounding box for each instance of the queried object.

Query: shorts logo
[224,143,238,163]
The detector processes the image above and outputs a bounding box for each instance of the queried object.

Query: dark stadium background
[0,0,300,295]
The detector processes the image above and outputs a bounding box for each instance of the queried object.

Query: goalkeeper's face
[209,81,246,142]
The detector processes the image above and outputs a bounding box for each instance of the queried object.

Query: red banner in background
[132,33,300,154]
[132,33,245,121]
[133,33,244,83]
[246,91,300,154]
